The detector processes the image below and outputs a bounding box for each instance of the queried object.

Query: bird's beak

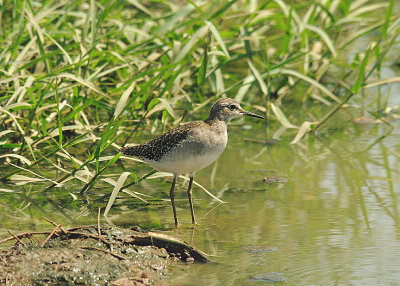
[241,109,264,119]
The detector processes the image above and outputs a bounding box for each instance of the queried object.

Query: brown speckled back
[119,121,204,161]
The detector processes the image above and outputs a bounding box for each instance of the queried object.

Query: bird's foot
[189,221,198,228]
[173,222,180,230]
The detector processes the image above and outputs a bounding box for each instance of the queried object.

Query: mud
[0,225,208,285]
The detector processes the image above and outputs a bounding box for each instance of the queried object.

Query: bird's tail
[119,145,139,156]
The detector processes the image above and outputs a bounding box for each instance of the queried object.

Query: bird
[119,98,264,228]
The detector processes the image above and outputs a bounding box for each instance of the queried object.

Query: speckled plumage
[119,122,201,162]
[119,120,227,174]
[119,98,264,227]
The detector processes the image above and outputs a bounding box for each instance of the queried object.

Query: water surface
[1,111,400,285]
[113,117,400,285]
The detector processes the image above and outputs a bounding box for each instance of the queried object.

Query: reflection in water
[161,122,400,285]
[1,118,400,285]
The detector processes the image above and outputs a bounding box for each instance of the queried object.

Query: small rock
[250,272,285,282]
[185,257,194,263]
[112,276,150,286]
[241,246,278,253]
[131,226,145,232]
[181,250,190,259]
[75,252,84,258]
[224,188,246,193]
[150,247,169,258]
[262,177,287,183]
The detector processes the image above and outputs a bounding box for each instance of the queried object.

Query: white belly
[148,147,224,175]
[143,122,228,175]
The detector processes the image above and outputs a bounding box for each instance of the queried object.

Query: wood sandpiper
[119,98,264,228]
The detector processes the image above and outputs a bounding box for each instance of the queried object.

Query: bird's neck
[205,110,232,125]
[204,118,228,138]
[204,116,229,128]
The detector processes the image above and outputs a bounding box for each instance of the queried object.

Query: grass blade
[247,59,268,95]
[114,81,135,119]
[305,24,337,57]
[197,34,209,87]
[352,47,371,94]
[104,172,131,217]
[210,0,238,20]
[270,103,297,129]
[158,98,176,119]
[205,21,230,59]
[280,68,340,103]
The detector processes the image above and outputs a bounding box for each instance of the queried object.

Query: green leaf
[279,68,340,103]
[94,115,127,166]
[382,0,394,38]
[174,25,208,63]
[58,73,106,96]
[35,30,50,73]
[55,77,63,146]
[270,103,298,129]
[158,98,176,119]
[352,48,371,94]
[114,81,135,119]
[247,59,268,95]
[156,4,194,34]
[197,37,209,87]
[61,98,97,125]
[104,171,131,217]
[305,24,337,57]
[205,21,230,59]
[210,0,238,20]
[291,121,313,144]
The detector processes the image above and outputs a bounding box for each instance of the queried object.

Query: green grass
[0,0,399,201]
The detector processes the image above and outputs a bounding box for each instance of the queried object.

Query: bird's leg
[187,175,196,225]
[170,175,179,228]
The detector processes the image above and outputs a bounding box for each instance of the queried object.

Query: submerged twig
[41,224,61,247]
[42,217,68,235]
[0,232,50,244]
[122,231,210,262]
[1,217,210,262]
[7,231,25,246]
[97,207,102,237]
[77,245,128,260]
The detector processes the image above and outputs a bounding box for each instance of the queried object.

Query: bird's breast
[146,127,227,175]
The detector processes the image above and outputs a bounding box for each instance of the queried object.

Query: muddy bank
[0,223,208,285]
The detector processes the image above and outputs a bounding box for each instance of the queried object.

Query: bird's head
[207,98,264,123]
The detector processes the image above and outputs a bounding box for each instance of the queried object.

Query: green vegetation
[0,0,399,202]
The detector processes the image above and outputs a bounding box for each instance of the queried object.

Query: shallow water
[1,111,400,285]
[104,116,400,285]
[160,120,400,285]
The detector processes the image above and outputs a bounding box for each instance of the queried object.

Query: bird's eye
[228,104,237,110]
